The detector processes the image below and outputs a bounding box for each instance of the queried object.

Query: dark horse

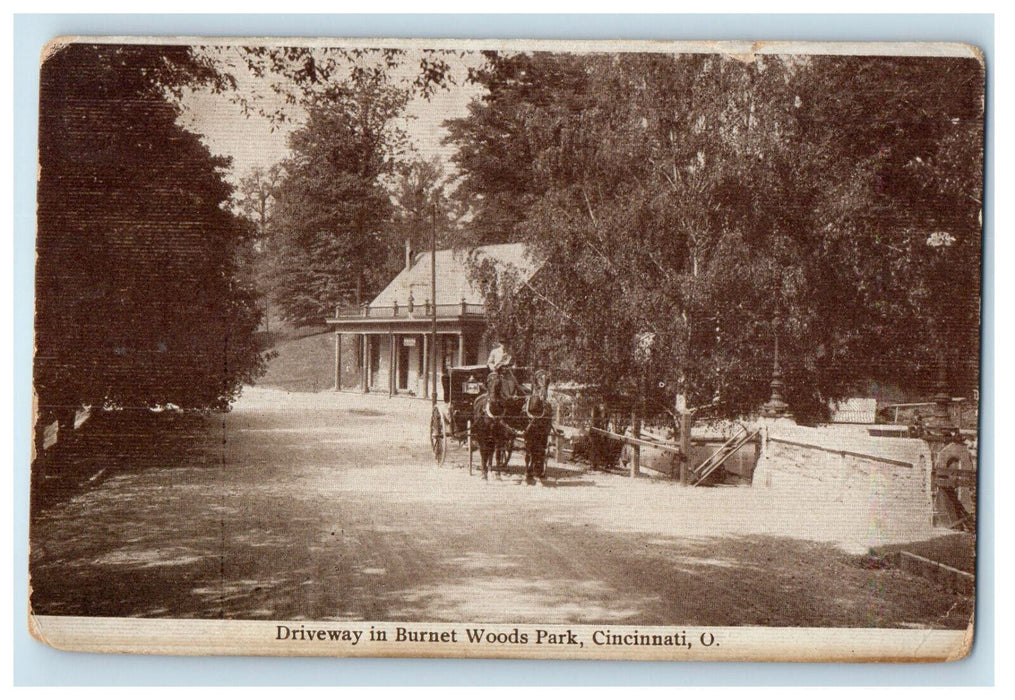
[522,370,554,484]
[472,369,555,483]
[471,369,524,480]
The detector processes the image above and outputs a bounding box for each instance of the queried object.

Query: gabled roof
[369,243,540,309]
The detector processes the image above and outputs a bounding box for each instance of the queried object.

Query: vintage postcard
[29,37,983,661]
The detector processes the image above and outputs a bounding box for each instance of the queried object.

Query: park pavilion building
[326,242,539,398]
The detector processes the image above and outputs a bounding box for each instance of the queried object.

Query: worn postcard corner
[29,36,983,662]
[39,35,77,66]
[950,620,975,662]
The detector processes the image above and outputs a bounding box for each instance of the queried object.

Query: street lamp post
[431,203,438,408]
[631,331,656,479]
[761,316,791,420]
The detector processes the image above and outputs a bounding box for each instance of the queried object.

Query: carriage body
[429,365,536,468]
[447,365,533,436]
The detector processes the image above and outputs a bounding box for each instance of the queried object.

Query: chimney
[405,239,413,272]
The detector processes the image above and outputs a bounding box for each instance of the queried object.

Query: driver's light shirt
[487,345,512,370]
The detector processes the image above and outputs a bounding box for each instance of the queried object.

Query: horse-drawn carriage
[429,365,555,481]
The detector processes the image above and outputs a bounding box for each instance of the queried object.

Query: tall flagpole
[431,202,438,407]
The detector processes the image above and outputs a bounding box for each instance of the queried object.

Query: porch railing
[332,302,485,320]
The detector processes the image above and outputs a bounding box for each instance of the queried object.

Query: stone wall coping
[763,424,930,468]
[767,435,916,468]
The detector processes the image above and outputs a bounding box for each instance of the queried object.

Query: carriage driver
[486,338,516,398]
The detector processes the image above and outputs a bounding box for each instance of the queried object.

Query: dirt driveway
[29,387,971,629]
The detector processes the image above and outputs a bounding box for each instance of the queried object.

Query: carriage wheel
[430,406,448,467]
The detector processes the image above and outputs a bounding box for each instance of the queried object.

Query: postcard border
[13,12,996,687]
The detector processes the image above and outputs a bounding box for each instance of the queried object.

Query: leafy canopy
[449,52,983,421]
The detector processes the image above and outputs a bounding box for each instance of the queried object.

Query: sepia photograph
[28,37,984,661]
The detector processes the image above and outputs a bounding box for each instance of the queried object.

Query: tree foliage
[35,43,269,430]
[449,52,983,420]
[234,164,283,240]
[232,164,283,306]
[249,48,463,326]
[390,156,459,253]
[230,46,458,124]
[267,72,410,324]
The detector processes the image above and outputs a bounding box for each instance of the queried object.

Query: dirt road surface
[30,387,971,628]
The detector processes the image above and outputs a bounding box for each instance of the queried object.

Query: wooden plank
[590,427,682,455]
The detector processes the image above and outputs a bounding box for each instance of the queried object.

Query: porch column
[457,331,464,366]
[362,334,368,393]
[422,332,429,400]
[389,328,395,398]
[335,330,342,392]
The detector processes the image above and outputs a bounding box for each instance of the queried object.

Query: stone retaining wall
[753,423,934,546]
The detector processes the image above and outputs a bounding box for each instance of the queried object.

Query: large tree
[205,46,460,327]
[35,43,269,439]
[450,51,983,421]
[267,71,411,325]
[232,164,283,330]
[390,156,460,252]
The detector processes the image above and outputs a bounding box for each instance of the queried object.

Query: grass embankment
[875,532,976,574]
[255,326,335,393]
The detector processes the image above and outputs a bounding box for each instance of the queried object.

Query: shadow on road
[31,409,219,513]
[535,478,597,488]
[457,461,600,487]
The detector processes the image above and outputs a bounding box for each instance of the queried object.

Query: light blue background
[13,13,995,686]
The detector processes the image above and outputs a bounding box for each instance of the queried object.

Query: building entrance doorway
[397,339,412,391]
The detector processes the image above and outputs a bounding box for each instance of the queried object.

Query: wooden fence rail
[589,426,683,454]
